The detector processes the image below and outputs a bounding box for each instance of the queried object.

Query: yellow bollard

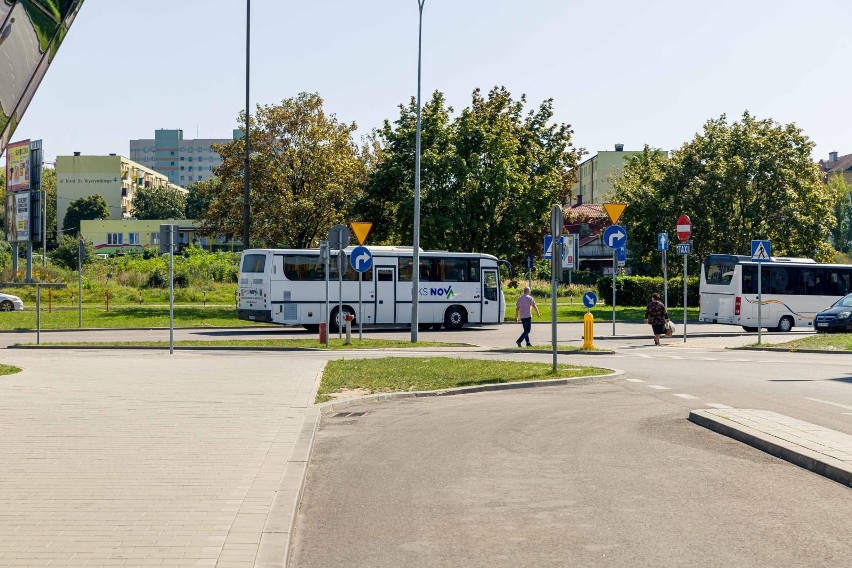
[583,311,595,350]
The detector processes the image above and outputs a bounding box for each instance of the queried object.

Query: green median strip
[12,338,473,350]
[0,364,23,376]
[317,357,612,403]
[744,334,852,351]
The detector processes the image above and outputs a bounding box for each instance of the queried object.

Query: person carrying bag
[644,292,669,346]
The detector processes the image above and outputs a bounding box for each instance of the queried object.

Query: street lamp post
[242,0,251,250]
[411,0,425,343]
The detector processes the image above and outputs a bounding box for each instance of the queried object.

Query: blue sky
[11,0,851,164]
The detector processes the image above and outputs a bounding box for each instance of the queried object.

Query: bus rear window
[704,261,735,285]
[242,254,266,273]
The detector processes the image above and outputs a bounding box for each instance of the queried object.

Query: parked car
[0,292,24,311]
[815,293,852,333]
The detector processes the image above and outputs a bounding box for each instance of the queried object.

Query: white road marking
[804,397,852,412]
[673,394,698,400]
[706,403,732,409]
[625,378,645,383]
[647,385,670,390]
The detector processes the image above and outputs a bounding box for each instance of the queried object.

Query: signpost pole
[683,252,687,343]
[550,205,562,373]
[77,238,83,328]
[663,250,668,311]
[324,243,330,347]
[338,249,344,339]
[757,264,762,346]
[612,250,616,336]
[169,225,175,355]
[358,271,363,341]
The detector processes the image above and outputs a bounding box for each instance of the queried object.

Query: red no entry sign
[676,214,691,242]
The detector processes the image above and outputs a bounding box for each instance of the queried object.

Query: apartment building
[129,128,239,187]
[55,154,185,237]
[570,144,665,205]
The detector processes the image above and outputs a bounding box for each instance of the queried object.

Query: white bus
[237,246,509,331]
[699,254,852,332]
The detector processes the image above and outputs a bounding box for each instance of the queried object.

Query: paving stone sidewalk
[0,350,322,567]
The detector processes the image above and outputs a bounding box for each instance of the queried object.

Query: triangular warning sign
[603,203,627,225]
[350,222,373,245]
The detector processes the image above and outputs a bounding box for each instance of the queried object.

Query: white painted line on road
[625,378,645,383]
[804,397,852,413]
[673,394,698,400]
[706,403,732,409]
[647,385,670,390]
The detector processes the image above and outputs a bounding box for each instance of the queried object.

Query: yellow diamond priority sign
[350,222,373,245]
[603,203,627,225]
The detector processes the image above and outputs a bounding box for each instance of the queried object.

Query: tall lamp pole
[411,0,425,343]
[242,0,251,249]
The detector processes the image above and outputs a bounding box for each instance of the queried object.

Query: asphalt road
[287,336,852,567]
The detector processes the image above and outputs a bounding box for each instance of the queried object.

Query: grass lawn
[0,364,22,376]
[0,305,253,330]
[317,357,612,403]
[13,338,472,350]
[751,333,852,351]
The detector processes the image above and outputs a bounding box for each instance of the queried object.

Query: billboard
[5,138,30,190]
[5,189,29,242]
[0,0,86,155]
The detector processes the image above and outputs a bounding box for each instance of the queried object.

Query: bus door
[481,268,500,323]
[374,267,396,324]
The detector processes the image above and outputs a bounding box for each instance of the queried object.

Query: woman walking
[644,292,669,346]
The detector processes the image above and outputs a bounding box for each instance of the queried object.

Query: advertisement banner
[5,139,30,191]
[5,190,29,242]
[0,1,86,154]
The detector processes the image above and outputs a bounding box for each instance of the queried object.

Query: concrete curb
[735,347,852,355]
[315,369,624,414]
[688,409,852,487]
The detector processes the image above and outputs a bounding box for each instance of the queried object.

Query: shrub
[596,275,699,307]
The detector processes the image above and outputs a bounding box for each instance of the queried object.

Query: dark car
[815,293,852,333]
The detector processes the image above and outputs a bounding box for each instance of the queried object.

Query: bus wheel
[329,306,355,333]
[443,306,466,330]
[774,316,794,333]
[742,326,758,332]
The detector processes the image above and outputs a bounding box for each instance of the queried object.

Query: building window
[188,156,193,162]
[128,233,140,245]
[107,233,123,245]
[180,157,184,161]
[170,151,175,156]
[180,176,185,180]
[180,166,185,171]
[151,232,159,245]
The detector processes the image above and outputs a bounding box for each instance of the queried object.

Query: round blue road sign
[349,246,373,272]
[582,291,598,309]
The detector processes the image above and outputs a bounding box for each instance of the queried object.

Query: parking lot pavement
[0,349,322,567]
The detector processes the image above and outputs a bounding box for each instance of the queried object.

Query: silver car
[0,292,24,311]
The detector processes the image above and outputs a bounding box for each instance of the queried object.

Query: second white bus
[699,254,852,332]
[237,246,509,331]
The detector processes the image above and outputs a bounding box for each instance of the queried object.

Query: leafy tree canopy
[185,179,215,221]
[829,174,852,254]
[355,87,580,265]
[49,235,95,270]
[130,184,187,220]
[201,92,366,247]
[62,194,110,237]
[613,112,837,275]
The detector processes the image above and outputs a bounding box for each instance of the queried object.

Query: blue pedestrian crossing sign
[543,236,560,259]
[349,246,373,272]
[602,225,627,249]
[751,240,771,263]
[657,232,669,251]
[582,291,598,308]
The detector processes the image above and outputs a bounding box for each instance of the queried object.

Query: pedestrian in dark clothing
[644,292,669,346]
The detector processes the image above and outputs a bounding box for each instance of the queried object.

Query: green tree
[49,235,95,270]
[41,167,57,245]
[203,92,366,247]
[357,87,580,264]
[185,179,215,220]
[613,112,836,274]
[62,194,109,237]
[130,184,186,220]
[828,174,852,254]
